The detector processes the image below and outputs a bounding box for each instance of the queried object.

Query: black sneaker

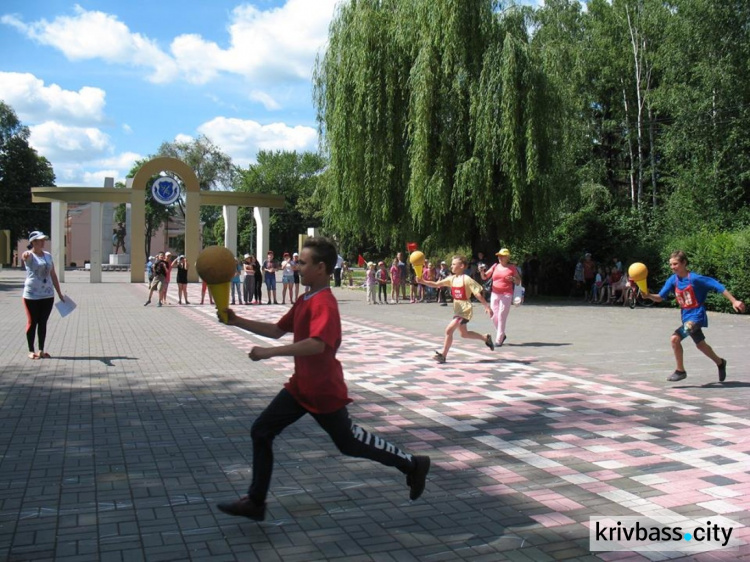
[485,334,495,351]
[668,370,687,382]
[434,351,446,364]
[718,359,727,382]
[406,455,431,501]
[217,495,266,521]
[143,300,150,306]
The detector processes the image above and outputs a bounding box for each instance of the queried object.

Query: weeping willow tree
[314,0,565,249]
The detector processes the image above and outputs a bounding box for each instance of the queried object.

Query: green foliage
[314,0,565,248]
[0,102,56,242]
[236,150,326,255]
[663,228,750,312]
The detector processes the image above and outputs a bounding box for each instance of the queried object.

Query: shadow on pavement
[506,342,571,347]
[53,355,138,366]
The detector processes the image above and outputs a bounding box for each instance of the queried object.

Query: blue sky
[0,0,543,188]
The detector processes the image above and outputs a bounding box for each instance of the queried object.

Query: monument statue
[113,222,127,254]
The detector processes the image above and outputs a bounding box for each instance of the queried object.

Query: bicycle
[626,281,654,309]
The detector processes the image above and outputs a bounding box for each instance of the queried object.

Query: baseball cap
[244,253,251,259]
[495,248,511,257]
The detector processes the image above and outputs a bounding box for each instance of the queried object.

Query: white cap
[28,230,48,242]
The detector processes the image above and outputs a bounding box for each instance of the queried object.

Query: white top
[23,251,55,300]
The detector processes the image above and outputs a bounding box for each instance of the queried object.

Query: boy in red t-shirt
[216,237,430,521]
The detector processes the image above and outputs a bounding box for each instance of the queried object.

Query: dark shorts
[453,316,470,325]
[674,323,706,344]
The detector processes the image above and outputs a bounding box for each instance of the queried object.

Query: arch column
[223,206,238,257]
[254,207,270,259]
[51,201,67,282]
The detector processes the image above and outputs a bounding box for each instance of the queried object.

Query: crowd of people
[144,249,305,307]
[572,253,635,305]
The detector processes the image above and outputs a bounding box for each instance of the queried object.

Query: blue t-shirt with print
[658,272,725,327]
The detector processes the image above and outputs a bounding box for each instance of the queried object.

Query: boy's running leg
[314,407,431,501]
[217,389,306,520]
[695,340,727,381]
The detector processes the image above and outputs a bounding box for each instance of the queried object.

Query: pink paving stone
[478,484,516,496]
[435,460,473,471]
[440,448,483,462]
[529,512,577,527]
[485,427,513,436]
[651,493,710,508]
[545,465,578,476]
[598,553,650,561]
[525,490,584,511]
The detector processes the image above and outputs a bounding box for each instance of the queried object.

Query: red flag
[406,242,418,252]
[358,254,365,267]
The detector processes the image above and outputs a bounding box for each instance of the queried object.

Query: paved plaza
[1,269,749,561]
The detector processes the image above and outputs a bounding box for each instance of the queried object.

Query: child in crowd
[377,261,389,304]
[418,255,495,363]
[365,262,377,304]
[389,258,400,304]
[231,258,243,305]
[216,237,430,522]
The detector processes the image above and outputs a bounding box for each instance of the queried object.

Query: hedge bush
[662,227,750,312]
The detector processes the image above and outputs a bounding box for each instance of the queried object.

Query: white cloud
[0,71,106,125]
[174,0,338,84]
[29,121,111,162]
[122,124,133,134]
[249,90,281,111]
[1,7,178,83]
[2,0,338,85]
[174,133,194,144]
[196,117,317,167]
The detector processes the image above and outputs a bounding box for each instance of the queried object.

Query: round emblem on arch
[151,176,181,205]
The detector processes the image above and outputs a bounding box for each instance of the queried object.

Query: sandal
[40,352,51,359]
[28,352,39,360]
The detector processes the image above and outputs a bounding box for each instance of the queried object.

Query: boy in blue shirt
[645,250,745,382]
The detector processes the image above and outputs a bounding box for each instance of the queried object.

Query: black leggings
[24,298,54,353]
[248,388,415,504]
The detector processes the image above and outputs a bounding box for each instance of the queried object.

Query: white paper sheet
[55,295,77,318]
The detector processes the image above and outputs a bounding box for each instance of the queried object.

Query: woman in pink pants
[480,248,521,347]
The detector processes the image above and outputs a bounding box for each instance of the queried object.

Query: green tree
[236,150,326,254]
[314,0,564,252]
[0,101,56,243]
[655,0,750,233]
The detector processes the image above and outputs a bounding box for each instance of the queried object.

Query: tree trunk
[623,84,636,208]
[648,102,657,207]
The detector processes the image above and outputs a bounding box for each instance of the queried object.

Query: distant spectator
[582,253,596,300]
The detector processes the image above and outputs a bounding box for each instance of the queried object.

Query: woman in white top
[22,231,64,359]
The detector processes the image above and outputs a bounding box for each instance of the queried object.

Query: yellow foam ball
[409,251,425,267]
[628,262,648,282]
[196,246,236,284]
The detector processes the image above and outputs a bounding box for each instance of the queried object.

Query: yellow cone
[209,281,231,323]
[635,278,648,295]
[414,264,423,279]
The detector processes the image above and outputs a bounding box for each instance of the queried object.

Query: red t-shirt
[276,288,352,414]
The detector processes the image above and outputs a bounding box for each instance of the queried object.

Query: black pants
[378,283,388,302]
[243,276,255,303]
[24,297,54,353]
[333,268,342,287]
[254,274,263,302]
[248,388,415,505]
